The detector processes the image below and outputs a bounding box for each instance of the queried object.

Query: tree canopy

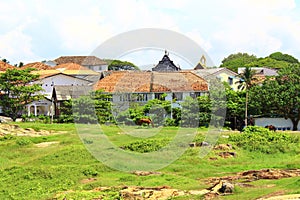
[220,53,257,72]
[251,63,300,130]
[108,60,139,71]
[0,68,43,121]
[269,52,299,63]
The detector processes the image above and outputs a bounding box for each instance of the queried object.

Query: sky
[1,0,300,69]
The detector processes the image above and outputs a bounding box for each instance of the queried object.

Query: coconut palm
[236,66,257,127]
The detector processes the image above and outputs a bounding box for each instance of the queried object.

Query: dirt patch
[206,169,300,185]
[34,141,59,148]
[80,177,97,184]
[132,171,161,176]
[257,193,300,200]
[0,124,65,137]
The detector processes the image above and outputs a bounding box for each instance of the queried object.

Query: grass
[0,122,299,199]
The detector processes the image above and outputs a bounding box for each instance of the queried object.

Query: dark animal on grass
[265,125,276,131]
[137,118,154,127]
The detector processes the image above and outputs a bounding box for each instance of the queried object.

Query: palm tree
[236,66,256,127]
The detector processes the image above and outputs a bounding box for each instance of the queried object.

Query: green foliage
[229,126,300,153]
[269,52,299,63]
[57,100,74,123]
[121,138,170,153]
[251,63,300,130]
[108,59,139,71]
[180,97,200,127]
[246,57,289,69]
[72,96,98,124]
[0,68,43,121]
[93,90,114,124]
[16,138,32,146]
[220,53,257,72]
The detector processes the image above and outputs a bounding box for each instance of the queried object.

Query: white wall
[35,74,90,97]
[255,118,300,130]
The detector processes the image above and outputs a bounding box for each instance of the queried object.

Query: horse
[265,125,276,131]
[137,118,154,127]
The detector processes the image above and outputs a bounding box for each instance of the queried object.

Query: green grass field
[0,123,299,199]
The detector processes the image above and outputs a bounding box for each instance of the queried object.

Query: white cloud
[0,0,300,66]
[0,21,41,64]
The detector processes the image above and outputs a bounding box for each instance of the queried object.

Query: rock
[189,141,209,148]
[214,144,232,150]
[218,151,237,158]
[201,141,209,146]
[132,171,161,176]
[120,186,185,200]
[209,180,234,194]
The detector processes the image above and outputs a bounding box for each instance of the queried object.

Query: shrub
[229,126,300,154]
[16,138,32,146]
[121,138,170,153]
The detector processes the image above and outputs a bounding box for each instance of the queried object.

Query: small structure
[194,55,206,70]
[193,67,239,90]
[94,70,208,103]
[152,50,181,72]
[52,85,92,116]
[54,56,108,72]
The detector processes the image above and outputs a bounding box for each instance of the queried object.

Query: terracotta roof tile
[54,63,99,75]
[94,71,208,93]
[21,62,53,70]
[54,56,107,66]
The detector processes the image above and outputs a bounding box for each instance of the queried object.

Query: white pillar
[27,105,31,116]
[34,105,37,116]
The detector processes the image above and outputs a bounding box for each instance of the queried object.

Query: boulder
[214,144,232,150]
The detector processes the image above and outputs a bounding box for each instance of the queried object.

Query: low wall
[254,118,300,131]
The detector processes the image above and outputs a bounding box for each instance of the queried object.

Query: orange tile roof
[94,71,208,93]
[54,63,99,75]
[54,56,107,65]
[0,61,15,71]
[21,62,53,70]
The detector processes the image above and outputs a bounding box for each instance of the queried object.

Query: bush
[229,126,300,154]
[121,138,170,153]
[16,138,32,146]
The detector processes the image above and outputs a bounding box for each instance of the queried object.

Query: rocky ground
[0,123,65,137]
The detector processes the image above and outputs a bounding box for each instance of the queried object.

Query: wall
[254,117,300,131]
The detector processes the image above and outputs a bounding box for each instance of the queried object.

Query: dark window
[228,77,233,85]
[172,92,183,101]
[155,93,165,100]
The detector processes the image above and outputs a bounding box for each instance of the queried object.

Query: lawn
[0,122,299,199]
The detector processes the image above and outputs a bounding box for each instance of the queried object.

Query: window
[155,93,165,100]
[190,92,202,98]
[131,93,148,102]
[172,92,183,101]
[228,77,233,85]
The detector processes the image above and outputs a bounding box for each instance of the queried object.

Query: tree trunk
[245,91,248,127]
[291,118,299,131]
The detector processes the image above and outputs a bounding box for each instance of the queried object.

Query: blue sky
[1,0,300,68]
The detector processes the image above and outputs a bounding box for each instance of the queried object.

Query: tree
[251,64,300,130]
[0,68,43,121]
[72,96,98,124]
[224,84,245,130]
[108,60,140,71]
[236,66,257,126]
[246,57,289,69]
[93,90,114,124]
[269,52,299,64]
[220,53,257,72]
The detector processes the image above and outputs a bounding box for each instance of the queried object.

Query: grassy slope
[0,123,299,199]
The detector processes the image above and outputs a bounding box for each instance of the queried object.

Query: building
[94,70,208,102]
[194,55,207,70]
[54,56,108,72]
[152,50,181,72]
[193,67,239,90]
